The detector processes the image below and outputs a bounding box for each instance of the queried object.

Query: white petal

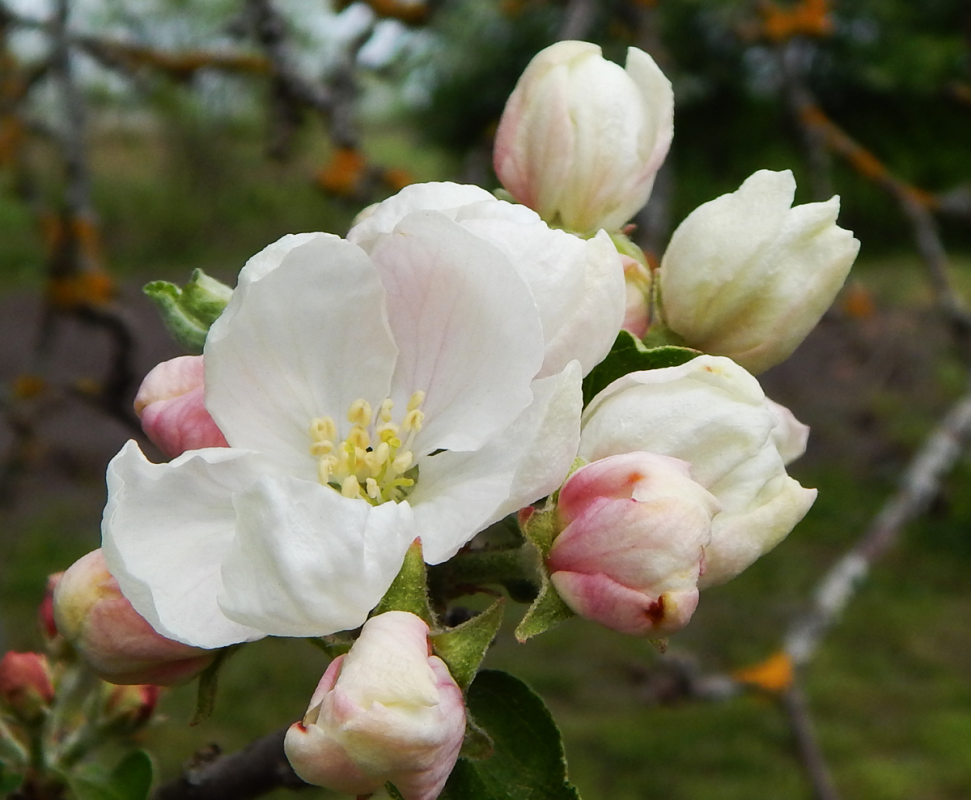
[205,235,397,479]
[348,182,496,252]
[372,211,545,454]
[218,477,415,636]
[412,362,582,563]
[101,441,269,648]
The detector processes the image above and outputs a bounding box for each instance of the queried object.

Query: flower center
[309,391,426,505]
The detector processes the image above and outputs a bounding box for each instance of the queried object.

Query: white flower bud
[658,170,860,374]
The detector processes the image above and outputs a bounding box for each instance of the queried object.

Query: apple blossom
[658,169,860,374]
[348,181,626,378]
[134,355,227,457]
[284,612,465,800]
[53,549,216,685]
[494,41,674,234]
[103,213,583,648]
[579,355,817,588]
[547,452,719,636]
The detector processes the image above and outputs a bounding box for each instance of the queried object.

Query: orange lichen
[12,374,46,400]
[733,651,794,693]
[46,271,115,310]
[316,147,367,197]
[382,167,415,192]
[366,0,428,25]
[841,281,875,320]
[760,0,833,42]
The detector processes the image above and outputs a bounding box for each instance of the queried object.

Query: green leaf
[582,331,700,406]
[372,539,434,625]
[0,764,24,794]
[191,646,239,725]
[440,671,580,800]
[514,580,574,643]
[384,783,406,800]
[109,751,153,800]
[430,599,505,690]
[143,269,232,354]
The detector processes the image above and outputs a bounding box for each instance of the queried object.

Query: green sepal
[609,231,649,268]
[582,330,700,406]
[384,783,406,800]
[439,670,581,800]
[514,580,575,643]
[430,599,505,691]
[143,269,233,354]
[191,645,239,726]
[372,538,434,626]
[518,504,559,559]
[459,715,495,761]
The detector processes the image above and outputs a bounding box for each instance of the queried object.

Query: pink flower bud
[548,453,718,636]
[621,254,652,338]
[53,549,216,685]
[0,652,54,721]
[285,611,466,800]
[39,572,63,644]
[134,356,227,458]
[104,684,160,732]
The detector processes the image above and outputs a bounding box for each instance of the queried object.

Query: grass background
[1,119,970,799]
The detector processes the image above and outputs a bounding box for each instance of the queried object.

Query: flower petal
[205,234,397,479]
[101,441,268,648]
[348,182,496,253]
[218,478,415,637]
[371,211,545,455]
[412,361,582,563]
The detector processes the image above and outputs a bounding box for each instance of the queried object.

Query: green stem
[428,547,540,603]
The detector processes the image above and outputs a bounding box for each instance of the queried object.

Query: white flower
[658,169,860,374]
[349,181,626,378]
[102,213,583,648]
[493,41,674,234]
[579,355,816,588]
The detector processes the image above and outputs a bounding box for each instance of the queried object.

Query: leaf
[430,599,505,691]
[514,580,574,643]
[143,269,232,354]
[372,538,434,625]
[109,751,154,800]
[0,764,23,795]
[440,671,580,800]
[581,331,700,406]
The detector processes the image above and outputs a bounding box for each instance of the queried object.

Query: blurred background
[0,1,969,798]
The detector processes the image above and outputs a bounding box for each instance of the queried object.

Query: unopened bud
[104,684,160,732]
[548,453,718,636]
[134,356,227,458]
[143,268,233,353]
[54,549,216,685]
[0,652,54,722]
[494,41,674,234]
[285,612,466,800]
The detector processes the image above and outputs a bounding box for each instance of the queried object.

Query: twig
[781,681,841,800]
[784,376,971,666]
[151,727,308,800]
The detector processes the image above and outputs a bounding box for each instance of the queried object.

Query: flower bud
[285,611,465,800]
[621,254,652,338]
[0,652,54,722]
[494,41,674,234]
[580,355,817,588]
[134,356,227,458]
[103,684,160,733]
[658,170,860,374]
[53,549,216,685]
[548,453,718,636]
[39,572,64,645]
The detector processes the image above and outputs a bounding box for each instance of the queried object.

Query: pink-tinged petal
[550,571,698,636]
[102,441,269,648]
[371,212,545,455]
[140,385,227,457]
[411,362,582,564]
[218,478,415,637]
[134,356,205,416]
[348,182,496,252]
[205,235,397,479]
